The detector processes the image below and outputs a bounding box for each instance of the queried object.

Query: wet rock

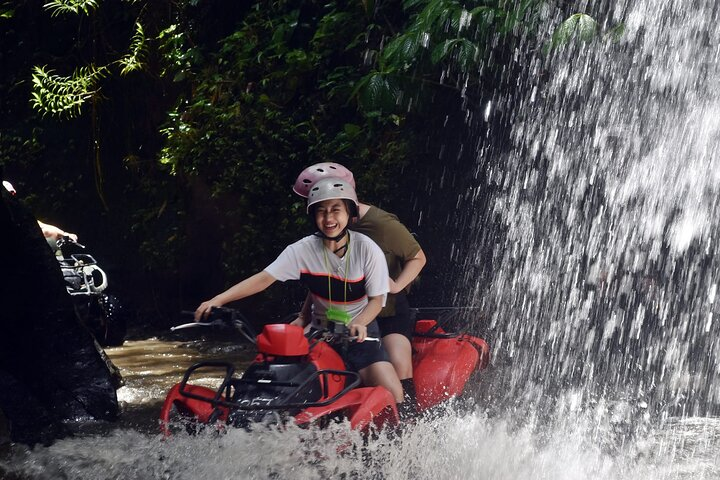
[0,186,119,446]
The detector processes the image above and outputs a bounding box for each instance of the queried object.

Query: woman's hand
[388,277,401,294]
[195,298,223,322]
[349,322,367,342]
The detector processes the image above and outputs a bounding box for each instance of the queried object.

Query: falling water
[468,0,720,416]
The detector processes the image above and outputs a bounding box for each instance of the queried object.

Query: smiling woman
[193,177,404,404]
[313,199,350,243]
[307,179,358,243]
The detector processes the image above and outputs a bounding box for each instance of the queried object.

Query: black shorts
[329,320,390,371]
[377,293,414,341]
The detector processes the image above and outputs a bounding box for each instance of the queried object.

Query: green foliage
[119,22,147,75]
[158,1,410,280]
[550,13,597,49]
[43,0,98,17]
[31,2,155,119]
[0,131,42,169]
[4,0,552,316]
[356,0,545,114]
[157,23,202,82]
[547,13,624,52]
[0,2,14,19]
[30,65,108,118]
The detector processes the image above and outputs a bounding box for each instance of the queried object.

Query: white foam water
[2,401,719,479]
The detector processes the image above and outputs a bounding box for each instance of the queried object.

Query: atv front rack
[177,361,361,411]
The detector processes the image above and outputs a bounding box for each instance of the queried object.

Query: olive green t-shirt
[351,205,421,317]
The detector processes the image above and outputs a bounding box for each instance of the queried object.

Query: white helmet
[306,177,359,216]
[293,162,355,198]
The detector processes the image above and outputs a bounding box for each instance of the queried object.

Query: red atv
[160,307,490,434]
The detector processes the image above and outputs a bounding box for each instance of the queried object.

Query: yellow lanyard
[322,233,351,325]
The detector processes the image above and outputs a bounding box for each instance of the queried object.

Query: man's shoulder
[363,205,401,224]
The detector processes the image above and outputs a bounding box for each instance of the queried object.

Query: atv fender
[159,383,229,435]
[294,386,398,431]
[412,337,480,411]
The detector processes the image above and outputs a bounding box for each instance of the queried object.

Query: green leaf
[455,38,479,68]
[470,6,496,27]
[30,64,108,118]
[43,0,98,17]
[550,13,598,50]
[0,6,14,18]
[381,31,427,69]
[412,0,456,33]
[119,22,147,75]
[358,72,400,112]
[431,38,458,64]
[604,22,626,42]
[431,38,478,67]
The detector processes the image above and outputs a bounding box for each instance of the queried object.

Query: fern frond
[30,65,108,118]
[43,0,99,17]
[119,22,147,75]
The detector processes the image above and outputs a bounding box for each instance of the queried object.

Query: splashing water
[2,401,720,479]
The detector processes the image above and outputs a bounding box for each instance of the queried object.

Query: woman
[293,163,426,418]
[195,177,404,403]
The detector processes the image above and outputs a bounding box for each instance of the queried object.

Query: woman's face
[314,199,349,239]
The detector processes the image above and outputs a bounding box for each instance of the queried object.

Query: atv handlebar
[318,331,380,343]
[174,307,258,344]
[56,235,86,250]
[174,307,380,343]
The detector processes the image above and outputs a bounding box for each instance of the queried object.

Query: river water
[0,334,717,479]
[5,0,720,477]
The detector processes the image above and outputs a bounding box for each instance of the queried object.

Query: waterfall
[467,0,720,418]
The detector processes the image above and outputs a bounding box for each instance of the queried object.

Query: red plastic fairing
[411,319,448,361]
[159,383,229,436]
[465,334,491,370]
[414,319,447,335]
[308,341,347,400]
[294,386,398,431]
[256,324,310,356]
[412,319,488,411]
[413,338,479,410]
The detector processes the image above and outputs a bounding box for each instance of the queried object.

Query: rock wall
[0,185,119,446]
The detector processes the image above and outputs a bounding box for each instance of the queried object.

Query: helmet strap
[314,228,349,243]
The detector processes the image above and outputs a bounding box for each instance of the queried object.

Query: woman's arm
[388,248,426,294]
[195,271,276,321]
[348,295,384,341]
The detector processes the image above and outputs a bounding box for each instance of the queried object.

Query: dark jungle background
[1,0,579,331]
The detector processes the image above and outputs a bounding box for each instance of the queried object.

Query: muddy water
[105,335,254,433]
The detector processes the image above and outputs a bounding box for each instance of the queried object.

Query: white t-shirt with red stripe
[264,231,389,328]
